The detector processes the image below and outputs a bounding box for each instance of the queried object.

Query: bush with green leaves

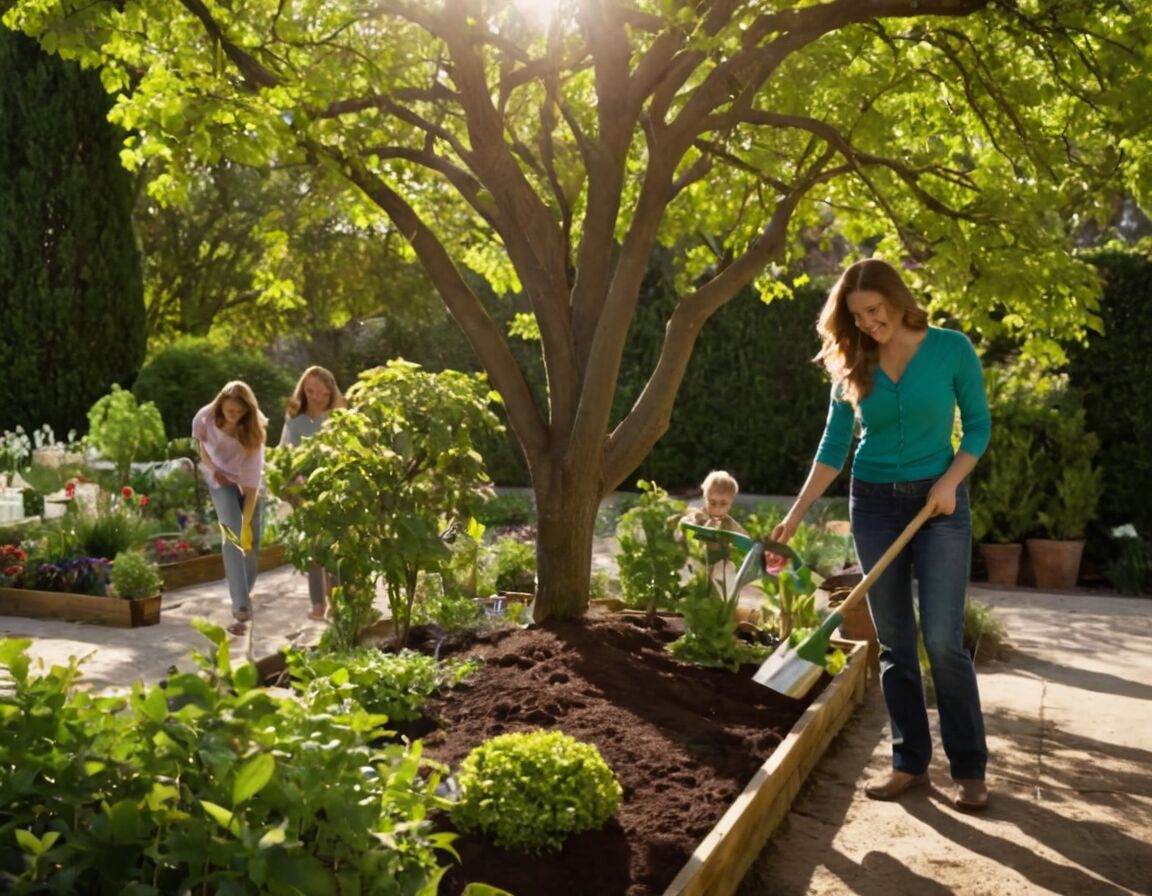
[490,535,536,594]
[452,730,623,854]
[476,491,535,528]
[109,550,163,599]
[85,385,167,483]
[266,361,503,650]
[0,627,456,894]
[286,645,477,723]
[614,481,690,615]
[964,599,1008,661]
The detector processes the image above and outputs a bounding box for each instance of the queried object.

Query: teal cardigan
[815,327,991,483]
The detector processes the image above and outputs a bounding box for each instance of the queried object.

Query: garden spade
[752,502,934,698]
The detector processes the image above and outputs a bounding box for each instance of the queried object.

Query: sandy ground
[738,586,1152,896]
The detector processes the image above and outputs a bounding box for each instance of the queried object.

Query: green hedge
[617,263,834,495]
[1067,247,1152,539]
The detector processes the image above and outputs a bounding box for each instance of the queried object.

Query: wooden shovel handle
[834,502,935,618]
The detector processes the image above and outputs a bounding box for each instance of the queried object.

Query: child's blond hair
[701,470,739,498]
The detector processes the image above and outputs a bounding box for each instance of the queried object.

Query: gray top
[279,413,327,447]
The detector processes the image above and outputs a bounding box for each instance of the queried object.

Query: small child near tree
[682,470,750,597]
[684,470,749,535]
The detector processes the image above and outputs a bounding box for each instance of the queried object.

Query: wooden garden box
[0,588,162,628]
[665,639,868,896]
[159,544,287,590]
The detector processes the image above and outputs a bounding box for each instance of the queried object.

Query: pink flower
[138,495,150,508]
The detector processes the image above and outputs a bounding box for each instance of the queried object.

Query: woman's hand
[927,480,959,516]
[767,514,801,570]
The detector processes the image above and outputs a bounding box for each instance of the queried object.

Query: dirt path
[738,587,1152,896]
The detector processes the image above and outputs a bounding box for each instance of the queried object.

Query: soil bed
[403,614,826,896]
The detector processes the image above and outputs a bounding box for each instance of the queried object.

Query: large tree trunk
[530,472,602,622]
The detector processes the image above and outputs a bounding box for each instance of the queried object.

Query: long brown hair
[210,381,267,452]
[285,366,347,419]
[815,258,928,406]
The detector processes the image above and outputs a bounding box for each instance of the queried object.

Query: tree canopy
[5,0,1150,619]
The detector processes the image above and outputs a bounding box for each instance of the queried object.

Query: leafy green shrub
[476,491,535,527]
[286,646,478,723]
[452,730,623,853]
[617,262,834,494]
[0,629,455,893]
[109,550,163,599]
[414,572,488,631]
[614,481,689,613]
[1070,249,1152,539]
[491,535,536,593]
[266,362,502,650]
[85,385,167,481]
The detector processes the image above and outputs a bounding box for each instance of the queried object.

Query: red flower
[3,565,20,577]
[64,482,77,499]
[122,486,134,499]
[138,495,150,507]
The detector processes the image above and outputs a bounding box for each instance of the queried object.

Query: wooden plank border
[664,639,868,896]
[159,544,286,590]
[0,588,162,628]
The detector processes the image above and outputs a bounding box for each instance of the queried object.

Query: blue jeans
[850,477,987,781]
[207,483,264,616]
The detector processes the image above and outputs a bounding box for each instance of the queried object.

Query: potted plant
[1024,381,1104,589]
[970,433,1042,585]
[109,549,164,600]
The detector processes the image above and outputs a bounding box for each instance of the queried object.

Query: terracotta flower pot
[979,542,1023,586]
[1025,538,1085,590]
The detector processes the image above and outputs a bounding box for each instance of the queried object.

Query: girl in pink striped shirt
[192,381,267,635]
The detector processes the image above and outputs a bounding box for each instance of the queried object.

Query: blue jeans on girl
[850,476,987,781]
[208,483,264,617]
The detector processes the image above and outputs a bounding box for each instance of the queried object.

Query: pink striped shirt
[192,404,265,492]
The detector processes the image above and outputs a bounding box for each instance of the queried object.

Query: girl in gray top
[279,366,347,620]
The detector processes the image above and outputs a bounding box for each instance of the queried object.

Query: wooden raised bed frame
[0,588,162,628]
[666,639,868,896]
[159,544,286,590]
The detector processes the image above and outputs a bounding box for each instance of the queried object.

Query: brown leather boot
[864,769,930,801]
[953,779,989,812]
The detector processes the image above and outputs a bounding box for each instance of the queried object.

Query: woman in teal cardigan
[771,258,992,812]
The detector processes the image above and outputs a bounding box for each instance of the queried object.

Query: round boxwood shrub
[110,550,163,599]
[452,729,622,853]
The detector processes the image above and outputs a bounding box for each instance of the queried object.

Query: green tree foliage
[138,164,439,348]
[0,28,144,436]
[6,1,1151,620]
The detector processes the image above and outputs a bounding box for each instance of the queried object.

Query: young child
[683,470,750,598]
[684,470,749,535]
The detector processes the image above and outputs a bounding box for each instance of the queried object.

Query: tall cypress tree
[0,28,145,438]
